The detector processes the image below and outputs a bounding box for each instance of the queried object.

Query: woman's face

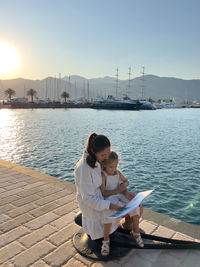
[95,147,111,163]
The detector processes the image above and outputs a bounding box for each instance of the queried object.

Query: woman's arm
[75,165,111,211]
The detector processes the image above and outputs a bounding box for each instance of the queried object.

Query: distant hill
[1,75,200,102]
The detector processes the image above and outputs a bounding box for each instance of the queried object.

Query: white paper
[107,189,153,219]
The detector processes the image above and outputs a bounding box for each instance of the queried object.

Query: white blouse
[74,153,120,240]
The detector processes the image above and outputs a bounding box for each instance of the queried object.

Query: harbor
[0,100,199,110]
[0,159,200,266]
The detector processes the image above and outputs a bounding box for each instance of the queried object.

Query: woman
[74,133,143,256]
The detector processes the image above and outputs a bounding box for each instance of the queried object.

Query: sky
[1,0,200,80]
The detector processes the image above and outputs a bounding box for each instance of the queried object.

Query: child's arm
[100,172,123,197]
[118,171,129,188]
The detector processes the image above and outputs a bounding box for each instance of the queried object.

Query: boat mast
[87,80,90,102]
[141,65,145,99]
[115,68,119,98]
[127,66,131,97]
[59,73,61,101]
[68,75,71,97]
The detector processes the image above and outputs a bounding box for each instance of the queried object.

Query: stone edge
[1,158,200,240]
[0,158,76,192]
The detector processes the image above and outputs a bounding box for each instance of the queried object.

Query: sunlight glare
[0,42,20,76]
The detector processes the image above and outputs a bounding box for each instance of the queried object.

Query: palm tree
[61,91,70,103]
[27,89,37,102]
[5,88,16,100]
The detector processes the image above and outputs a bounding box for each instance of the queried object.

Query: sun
[0,42,20,77]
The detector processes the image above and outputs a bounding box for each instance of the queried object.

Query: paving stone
[19,225,57,248]
[178,250,200,267]
[0,176,13,182]
[44,240,76,267]
[12,194,41,207]
[152,251,180,267]
[139,220,158,234]
[0,203,15,214]
[55,189,74,197]
[31,259,51,266]
[135,249,162,264]
[0,188,6,193]
[4,181,28,191]
[36,185,64,197]
[55,194,76,206]
[63,257,88,267]
[50,211,75,229]
[53,201,78,216]
[17,187,44,198]
[48,223,80,246]
[29,202,60,217]
[1,187,24,199]
[0,181,11,187]
[4,178,22,184]
[91,262,121,267]
[0,226,30,248]
[0,213,34,233]
[0,241,25,264]
[16,176,40,184]
[0,214,11,224]
[113,248,136,265]
[25,212,59,230]
[173,232,196,241]
[34,193,62,206]
[0,194,20,206]
[13,240,55,267]
[152,225,175,238]
[1,262,15,267]
[23,181,47,190]
[74,253,95,266]
[165,249,190,263]
[122,253,153,267]
[6,203,37,218]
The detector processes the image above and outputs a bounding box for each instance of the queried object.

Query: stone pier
[0,159,199,267]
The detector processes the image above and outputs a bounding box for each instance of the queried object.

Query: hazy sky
[1,0,200,80]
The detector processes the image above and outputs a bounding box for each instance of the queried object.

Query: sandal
[131,230,144,248]
[101,240,110,256]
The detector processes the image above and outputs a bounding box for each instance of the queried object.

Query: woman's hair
[86,133,110,168]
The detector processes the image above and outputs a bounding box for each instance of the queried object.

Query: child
[100,151,144,256]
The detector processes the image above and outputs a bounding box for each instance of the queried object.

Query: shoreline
[1,102,200,109]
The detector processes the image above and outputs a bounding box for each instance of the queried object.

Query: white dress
[104,171,129,206]
[74,153,120,240]
[104,171,140,220]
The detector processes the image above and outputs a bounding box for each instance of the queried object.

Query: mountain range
[1,75,200,102]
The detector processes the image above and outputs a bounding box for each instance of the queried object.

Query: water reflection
[0,109,24,161]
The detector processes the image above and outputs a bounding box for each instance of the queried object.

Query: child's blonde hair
[102,151,119,168]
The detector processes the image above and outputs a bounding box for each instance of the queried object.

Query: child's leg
[131,214,144,247]
[132,214,140,233]
[101,223,112,256]
[122,206,141,230]
[104,223,112,240]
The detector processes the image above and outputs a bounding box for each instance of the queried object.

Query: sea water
[0,108,200,226]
